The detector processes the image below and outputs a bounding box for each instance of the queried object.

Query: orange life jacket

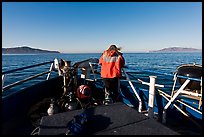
[99,50,125,78]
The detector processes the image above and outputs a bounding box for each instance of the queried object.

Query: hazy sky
[2,2,202,53]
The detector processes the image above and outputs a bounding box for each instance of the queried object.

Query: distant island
[2,46,60,54]
[149,47,202,53]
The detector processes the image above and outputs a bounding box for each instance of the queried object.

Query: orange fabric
[99,50,125,78]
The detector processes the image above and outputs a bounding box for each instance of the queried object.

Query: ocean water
[2,52,202,96]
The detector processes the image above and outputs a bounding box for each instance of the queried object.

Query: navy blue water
[2,52,202,97]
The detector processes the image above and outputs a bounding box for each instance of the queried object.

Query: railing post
[148,76,157,118]
[54,58,62,76]
[198,77,202,109]
[89,62,96,81]
[46,63,54,80]
[171,73,177,97]
[2,74,6,91]
[138,76,164,118]
[122,68,142,112]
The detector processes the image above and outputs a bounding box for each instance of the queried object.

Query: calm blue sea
[2,52,202,96]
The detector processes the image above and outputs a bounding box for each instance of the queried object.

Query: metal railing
[2,61,55,92]
[136,73,202,129]
[122,68,142,112]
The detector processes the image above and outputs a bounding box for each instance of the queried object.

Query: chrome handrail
[2,71,51,92]
[122,68,142,112]
[2,60,55,92]
[2,61,53,75]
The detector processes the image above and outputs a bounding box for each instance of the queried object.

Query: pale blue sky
[2,2,202,53]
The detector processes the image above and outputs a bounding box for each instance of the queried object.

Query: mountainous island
[149,47,202,53]
[2,46,60,54]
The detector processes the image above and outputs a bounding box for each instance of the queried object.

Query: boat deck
[39,102,179,135]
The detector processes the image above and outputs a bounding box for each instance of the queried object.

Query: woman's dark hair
[107,44,122,55]
[109,45,117,50]
[108,45,121,51]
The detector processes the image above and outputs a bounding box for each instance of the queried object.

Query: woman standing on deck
[99,45,125,105]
